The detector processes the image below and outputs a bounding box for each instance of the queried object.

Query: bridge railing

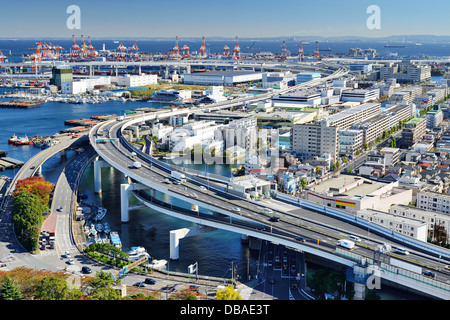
[275,192,450,260]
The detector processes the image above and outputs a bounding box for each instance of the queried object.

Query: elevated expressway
[89,87,450,299]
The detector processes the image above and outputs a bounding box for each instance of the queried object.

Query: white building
[340,89,380,103]
[62,81,87,95]
[339,128,364,156]
[62,76,112,94]
[390,204,450,243]
[183,71,263,85]
[117,74,158,87]
[357,208,428,242]
[417,191,450,215]
[168,121,222,152]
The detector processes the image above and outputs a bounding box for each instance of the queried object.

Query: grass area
[131,83,208,98]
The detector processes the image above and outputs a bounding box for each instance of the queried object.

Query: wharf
[0,99,44,109]
[0,157,24,170]
[60,126,90,134]
[64,118,101,127]
[90,114,118,121]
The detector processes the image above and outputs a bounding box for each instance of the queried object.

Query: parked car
[144,278,156,285]
[81,266,92,274]
[133,282,147,287]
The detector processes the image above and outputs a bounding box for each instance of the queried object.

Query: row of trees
[12,177,54,252]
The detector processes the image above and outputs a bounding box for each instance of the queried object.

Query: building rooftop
[406,117,426,125]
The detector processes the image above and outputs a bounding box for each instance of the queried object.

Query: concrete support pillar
[120,184,130,223]
[120,183,149,223]
[36,165,42,175]
[353,283,366,300]
[170,225,216,260]
[94,158,110,194]
[60,149,67,158]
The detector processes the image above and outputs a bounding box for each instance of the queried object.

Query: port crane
[0,50,7,63]
[313,41,321,61]
[182,43,190,59]
[199,36,207,59]
[233,36,241,60]
[223,43,230,58]
[171,36,181,59]
[279,40,290,61]
[298,42,304,62]
[71,35,80,58]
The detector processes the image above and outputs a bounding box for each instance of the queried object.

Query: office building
[50,66,73,89]
[340,88,380,103]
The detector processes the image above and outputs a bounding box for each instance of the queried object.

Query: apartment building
[339,128,364,156]
[390,204,450,242]
[357,208,427,242]
[352,113,390,145]
[426,105,444,129]
[327,102,381,129]
[417,191,450,215]
[401,117,427,147]
[292,119,339,162]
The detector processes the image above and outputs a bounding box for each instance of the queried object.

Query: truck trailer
[337,239,355,250]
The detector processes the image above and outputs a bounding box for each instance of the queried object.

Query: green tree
[34,276,70,300]
[215,284,243,300]
[89,286,122,300]
[90,270,119,289]
[0,277,22,300]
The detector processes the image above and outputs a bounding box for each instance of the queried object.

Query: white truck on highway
[337,239,355,250]
[171,171,186,183]
[133,161,142,169]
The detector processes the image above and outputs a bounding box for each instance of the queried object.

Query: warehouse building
[183,70,263,85]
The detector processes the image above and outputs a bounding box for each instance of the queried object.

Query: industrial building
[183,70,263,85]
[117,74,157,87]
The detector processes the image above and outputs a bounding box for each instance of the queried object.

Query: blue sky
[1,0,450,38]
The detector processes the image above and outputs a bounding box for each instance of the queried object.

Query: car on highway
[294,236,306,242]
[81,266,92,274]
[393,247,409,255]
[67,259,74,265]
[30,166,35,170]
[445,265,450,272]
[64,251,71,258]
[422,270,436,278]
[269,216,280,222]
[190,193,198,198]
[57,206,63,212]
[233,207,241,212]
[199,186,207,191]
